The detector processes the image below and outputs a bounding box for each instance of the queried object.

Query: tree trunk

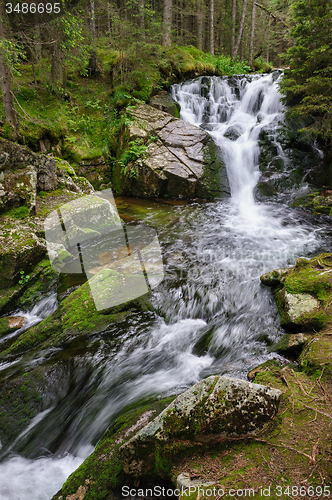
[0,5,19,136]
[90,0,96,43]
[233,0,248,59]
[138,0,145,37]
[162,0,172,46]
[231,0,236,58]
[197,10,203,50]
[51,42,66,87]
[249,0,257,66]
[210,0,214,54]
[266,16,271,63]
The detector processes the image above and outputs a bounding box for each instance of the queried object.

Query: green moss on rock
[0,272,154,357]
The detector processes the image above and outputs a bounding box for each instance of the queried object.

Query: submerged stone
[260,267,289,287]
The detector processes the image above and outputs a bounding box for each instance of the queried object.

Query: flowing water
[1,73,332,499]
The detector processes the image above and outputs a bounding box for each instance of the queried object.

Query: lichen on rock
[112,103,230,200]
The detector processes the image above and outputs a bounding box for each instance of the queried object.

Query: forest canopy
[0,0,331,157]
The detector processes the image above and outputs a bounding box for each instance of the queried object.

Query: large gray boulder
[113,104,230,199]
[119,375,282,477]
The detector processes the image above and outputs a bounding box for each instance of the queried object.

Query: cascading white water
[1,74,331,500]
[172,73,283,210]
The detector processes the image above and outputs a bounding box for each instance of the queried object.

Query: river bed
[1,73,332,500]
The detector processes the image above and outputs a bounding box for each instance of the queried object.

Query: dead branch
[254,3,288,27]
[255,438,316,464]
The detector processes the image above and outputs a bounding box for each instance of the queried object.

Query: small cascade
[1,74,332,500]
[0,292,58,347]
[172,73,284,209]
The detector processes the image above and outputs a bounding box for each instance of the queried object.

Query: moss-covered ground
[0,44,251,187]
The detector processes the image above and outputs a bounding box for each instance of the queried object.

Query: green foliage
[18,270,30,285]
[279,0,332,143]
[119,138,152,177]
[253,57,273,73]
[5,206,30,219]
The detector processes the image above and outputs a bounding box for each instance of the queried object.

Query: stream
[1,73,332,500]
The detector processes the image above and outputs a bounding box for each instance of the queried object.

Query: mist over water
[1,74,332,499]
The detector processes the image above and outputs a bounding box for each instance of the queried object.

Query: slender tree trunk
[90,0,96,43]
[210,0,214,54]
[197,10,203,50]
[162,0,172,46]
[51,42,66,87]
[231,0,236,58]
[138,0,145,37]
[35,24,42,61]
[233,0,248,58]
[266,16,271,63]
[0,4,19,136]
[249,0,257,66]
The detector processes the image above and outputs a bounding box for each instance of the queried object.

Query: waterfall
[172,73,284,210]
[1,74,331,500]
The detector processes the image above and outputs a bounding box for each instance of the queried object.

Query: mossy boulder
[292,189,332,216]
[260,267,289,287]
[0,217,47,289]
[0,166,37,214]
[0,273,154,357]
[119,375,281,478]
[56,158,95,195]
[112,104,229,200]
[0,137,57,191]
[149,93,180,118]
[299,333,332,383]
[261,253,332,332]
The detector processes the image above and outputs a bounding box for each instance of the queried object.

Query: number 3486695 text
[5,3,61,14]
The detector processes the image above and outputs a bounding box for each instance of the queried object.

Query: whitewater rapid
[1,73,331,499]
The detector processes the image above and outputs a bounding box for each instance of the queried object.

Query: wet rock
[224,124,244,141]
[257,116,322,198]
[0,360,72,452]
[0,272,154,357]
[52,398,175,500]
[0,259,58,315]
[263,253,332,332]
[112,104,230,200]
[269,333,311,356]
[149,93,180,118]
[119,375,281,477]
[260,267,289,287]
